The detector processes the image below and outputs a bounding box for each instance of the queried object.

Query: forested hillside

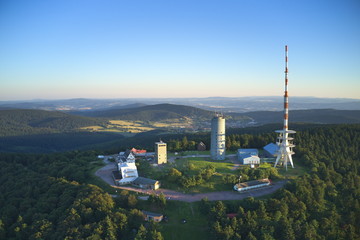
[75,103,217,120]
[0,109,108,137]
[0,124,359,239]
[0,151,163,239]
[0,132,123,153]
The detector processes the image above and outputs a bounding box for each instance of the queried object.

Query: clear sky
[0,0,359,100]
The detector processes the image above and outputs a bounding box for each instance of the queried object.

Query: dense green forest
[0,132,124,153]
[0,151,164,239]
[1,106,360,154]
[73,103,360,124]
[0,109,108,137]
[0,124,359,239]
[75,103,218,120]
[201,124,360,239]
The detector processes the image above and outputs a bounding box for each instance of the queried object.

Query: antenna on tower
[274,45,296,170]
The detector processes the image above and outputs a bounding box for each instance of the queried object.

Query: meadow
[80,119,195,134]
[136,199,210,240]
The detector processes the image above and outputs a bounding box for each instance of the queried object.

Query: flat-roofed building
[113,161,139,185]
[234,178,271,192]
[142,211,163,222]
[237,149,260,165]
[263,143,279,158]
[155,141,167,164]
[132,177,161,190]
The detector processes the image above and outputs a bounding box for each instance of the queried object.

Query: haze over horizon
[1,0,359,100]
[0,96,360,103]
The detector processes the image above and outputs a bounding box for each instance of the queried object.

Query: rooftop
[142,210,163,217]
[133,177,158,185]
[235,178,270,189]
[112,171,122,180]
[263,143,279,155]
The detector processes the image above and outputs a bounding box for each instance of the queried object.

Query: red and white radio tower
[274,45,296,170]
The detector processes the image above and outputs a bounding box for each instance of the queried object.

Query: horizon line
[1,96,360,102]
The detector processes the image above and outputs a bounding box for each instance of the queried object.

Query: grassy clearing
[151,119,193,128]
[80,120,155,134]
[109,120,140,125]
[80,119,195,134]
[157,156,305,193]
[258,162,273,169]
[137,200,209,240]
[175,157,235,175]
[108,120,154,132]
[143,155,301,194]
[162,201,209,240]
[136,199,209,240]
[177,150,211,155]
[167,157,236,193]
[80,125,104,131]
[277,158,308,179]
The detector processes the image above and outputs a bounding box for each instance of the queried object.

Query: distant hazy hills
[236,109,360,125]
[1,106,360,153]
[1,105,360,138]
[77,103,360,124]
[1,97,359,112]
[0,109,108,137]
[74,103,216,121]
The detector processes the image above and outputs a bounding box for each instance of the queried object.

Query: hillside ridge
[75,103,216,121]
[0,109,108,137]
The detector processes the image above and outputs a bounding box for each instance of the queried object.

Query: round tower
[211,114,226,160]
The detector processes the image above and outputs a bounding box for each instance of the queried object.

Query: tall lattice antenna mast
[284,45,289,131]
[274,45,296,170]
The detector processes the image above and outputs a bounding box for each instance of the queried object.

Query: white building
[234,178,271,192]
[118,150,136,162]
[114,150,139,185]
[117,161,138,184]
[237,149,260,165]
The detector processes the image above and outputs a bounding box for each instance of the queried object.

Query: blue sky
[0,0,359,100]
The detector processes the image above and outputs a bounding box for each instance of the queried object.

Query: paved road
[168,154,237,163]
[109,181,287,202]
[95,159,287,202]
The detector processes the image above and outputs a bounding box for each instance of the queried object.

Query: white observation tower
[274,45,296,170]
[211,114,226,160]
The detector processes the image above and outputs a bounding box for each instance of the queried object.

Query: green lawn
[168,157,236,193]
[277,158,308,179]
[135,198,209,240]
[142,156,307,193]
[174,157,235,174]
[177,150,210,155]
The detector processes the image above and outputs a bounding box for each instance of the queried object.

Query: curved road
[95,158,287,202]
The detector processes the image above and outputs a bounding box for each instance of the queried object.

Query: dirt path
[95,160,287,202]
